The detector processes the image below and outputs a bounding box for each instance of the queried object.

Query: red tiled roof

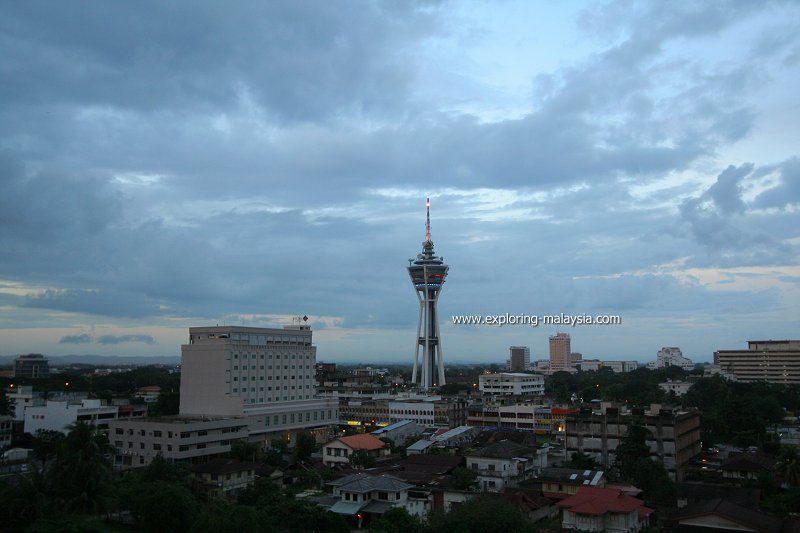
[558,487,648,516]
[338,434,386,451]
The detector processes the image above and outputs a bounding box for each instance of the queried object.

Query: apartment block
[714,340,800,384]
[565,404,702,481]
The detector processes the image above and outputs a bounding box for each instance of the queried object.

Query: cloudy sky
[1,1,798,364]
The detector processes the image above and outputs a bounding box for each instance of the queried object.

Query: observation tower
[408,198,449,389]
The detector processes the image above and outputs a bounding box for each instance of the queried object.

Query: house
[465,439,547,492]
[557,486,653,532]
[136,385,162,403]
[406,439,434,455]
[322,434,389,466]
[322,473,427,526]
[498,489,558,523]
[193,458,258,498]
[371,420,423,446]
[530,467,606,500]
[429,425,478,448]
[720,452,776,482]
[669,498,785,532]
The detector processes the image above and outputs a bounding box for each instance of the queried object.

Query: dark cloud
[0,1,798,359]
[97,334,156,345]
[59,334,92,344]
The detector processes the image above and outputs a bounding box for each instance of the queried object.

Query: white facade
[388,400,435,426]
[648,347,694,371]
[179,325,338,443]
[6,385,36,422]
[578,360,639,373]
[24,399,118,435]
[659,380,693,396]
[108,416,249,469]
[479,372,545,395]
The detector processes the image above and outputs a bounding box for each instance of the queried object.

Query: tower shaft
[408,199,448,390]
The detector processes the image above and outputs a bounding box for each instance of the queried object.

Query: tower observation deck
[408,198,449,389]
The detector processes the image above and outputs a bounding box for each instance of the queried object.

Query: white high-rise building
[180,324,338,445]
[648,347,694,371]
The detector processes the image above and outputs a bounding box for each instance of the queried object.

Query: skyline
[1,1,799,363]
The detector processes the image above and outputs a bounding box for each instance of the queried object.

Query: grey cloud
[97,334,156,345]
[753,157,800,209]
[59,334,92,344]
[23,289,164,319]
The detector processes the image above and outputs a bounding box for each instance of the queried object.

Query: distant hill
[0,354,180,366]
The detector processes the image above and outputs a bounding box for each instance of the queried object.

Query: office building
[14,354,49,379]
[408,198,449,389]
[648,347,694,371]
[714,340,800,384]
[549,333,571,372]
[508,346,530,372]
[180,324,338,446]
[478,372,544,396]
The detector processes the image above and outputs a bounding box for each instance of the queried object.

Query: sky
[1,1,798,365]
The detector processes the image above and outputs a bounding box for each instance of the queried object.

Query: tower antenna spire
[425,197,431,242]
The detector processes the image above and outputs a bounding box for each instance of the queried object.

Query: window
[115,428,123,435]
[179,445,189,452]
[153,430,162,437]
[153,443,161,451]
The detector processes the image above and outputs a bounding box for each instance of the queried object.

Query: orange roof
[338,434,386,451]
[557,487,650,516]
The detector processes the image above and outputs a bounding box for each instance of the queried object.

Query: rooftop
[557,487,652,517]
[337,434,386,451]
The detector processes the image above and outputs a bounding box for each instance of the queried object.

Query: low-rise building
[322,434,389,467]
[322,473,426,524]
[108,416,249,469]
[578,360,638,373]
[479,372,544,396]
[465,440,548,492]
[136,386,161,403]
[0,416,11,450]
[193,458,258,498]
[557,486,652,532]
[24,399,118,435]
[565,404,702,481]
[5,385,36,422]
[532,467,606,500]
[371,420,423,446]
[659,380,693,396]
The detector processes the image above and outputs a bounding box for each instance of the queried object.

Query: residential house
[669,498,785,532]
[557,486,653,532]
[193,458,258,498]
[322,434,389,467]
[465,439,547,492]
[322,473,427,525]
[531,467,606,500]
[721,452,776,483]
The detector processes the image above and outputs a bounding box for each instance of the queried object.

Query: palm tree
[50,421,115,514]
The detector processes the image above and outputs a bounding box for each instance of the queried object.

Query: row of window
[231,375,313,381]
[232,353,312,360]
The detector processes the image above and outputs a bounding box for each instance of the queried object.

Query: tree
[350,450,376,469]
[426,493,530,533]
[563,452,599,470]
[450,466,477,490]
[368,507,423,533]
[50,421,114,514]
[614,422,674,505]
[295,431,316,462]
[230,439,260,462]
